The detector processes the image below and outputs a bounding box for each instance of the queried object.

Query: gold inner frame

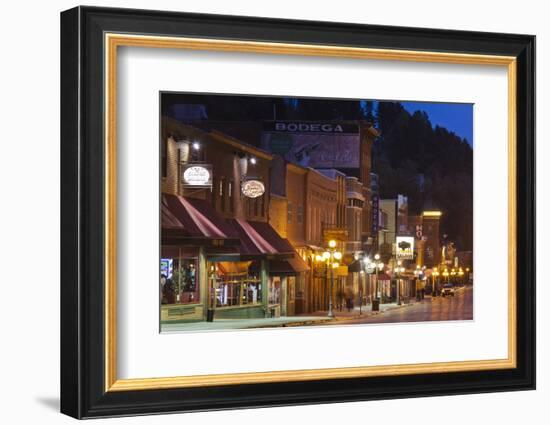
[104,33,517,392]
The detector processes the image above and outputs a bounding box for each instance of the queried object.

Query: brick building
[160,117,308,323]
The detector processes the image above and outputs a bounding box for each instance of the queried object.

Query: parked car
[441,283,455,297]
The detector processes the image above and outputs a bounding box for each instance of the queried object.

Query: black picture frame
[61,5,535,419]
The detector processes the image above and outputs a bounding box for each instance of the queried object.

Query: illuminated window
[220,179,225,212]
[228,181,234,212]
[287,202,293,223]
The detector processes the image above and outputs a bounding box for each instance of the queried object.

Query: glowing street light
[316,239,341,318]
[368,253,384,311]
[432,269,440,296]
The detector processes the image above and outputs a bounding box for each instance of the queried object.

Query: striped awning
[162,194,239,243]
[229,219,295,257]
[267,256,310,274]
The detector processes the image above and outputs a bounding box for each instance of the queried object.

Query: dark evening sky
[400,101,473,147]
[163,93,473,147]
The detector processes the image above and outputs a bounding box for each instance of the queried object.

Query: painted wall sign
[241,179,265,198]
[262,121,360,169]
[181,164,212,187]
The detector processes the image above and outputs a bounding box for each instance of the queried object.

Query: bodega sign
[182,164,212,188]
[264,121,358,134]
[241,179,265,198]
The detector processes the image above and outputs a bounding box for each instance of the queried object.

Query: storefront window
[288,276,296,300]
[161,257,199,305]
[269,276,281,305]
[208,261,262,308]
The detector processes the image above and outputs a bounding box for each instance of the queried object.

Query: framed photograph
[60,6,535,419]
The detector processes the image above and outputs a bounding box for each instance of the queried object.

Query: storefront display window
[208,261,262,308]
[269,276,281,305]
[160,257,199,305]
[288,276,296,300]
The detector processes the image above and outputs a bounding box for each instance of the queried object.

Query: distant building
[378,199,398,260]
[421,211,442,267]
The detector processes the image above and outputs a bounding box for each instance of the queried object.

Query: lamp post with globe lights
[442,268,450,285]
[432,269,440,296]
[414,265,421,301]
[315,239,342,318]
[458,268,465,285]
[364,253,384,311]
[395,260,406,305]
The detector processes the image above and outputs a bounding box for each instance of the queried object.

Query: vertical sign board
[397,194,408,234]
[372,194,379,235]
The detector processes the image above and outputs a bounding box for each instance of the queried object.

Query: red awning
[162,194,239,242]
[228,219,295,257]
[268,255,310,274]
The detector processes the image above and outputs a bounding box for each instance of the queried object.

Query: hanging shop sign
[396,236,415,260]
[241,179,265,198]
[181,164,212,188]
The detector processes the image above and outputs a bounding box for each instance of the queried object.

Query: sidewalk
[299,300,419,323]
[161,315,331,332]
[162,297,431,332]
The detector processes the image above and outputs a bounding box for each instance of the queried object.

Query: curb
[332,302,416,322]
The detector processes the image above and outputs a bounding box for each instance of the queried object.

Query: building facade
[160,117,307,324]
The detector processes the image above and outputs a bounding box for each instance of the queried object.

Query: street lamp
[395,261,405,305]
[315,239,341,318]
[374,254,382,299]
[442,268,450,285]
[432,269,440,296]
[458,267,464,285]
[414,265,422,301]
[366,253,384,310]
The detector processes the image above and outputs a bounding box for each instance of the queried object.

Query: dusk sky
[400,101,473,147]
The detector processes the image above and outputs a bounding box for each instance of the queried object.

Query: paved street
[324,285,473,325]
[162,286,472,332]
